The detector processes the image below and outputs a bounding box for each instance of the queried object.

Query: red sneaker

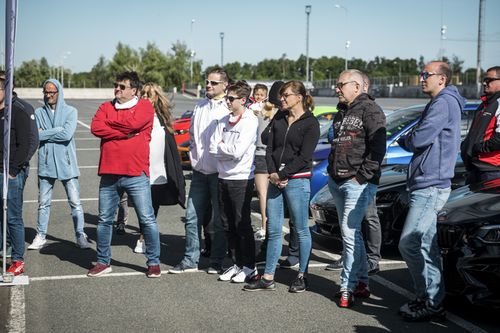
[147,265,161,278]
[87,263,112,277]
[339,290,354,308]
[7,261,24,276]
[354,281,371,298]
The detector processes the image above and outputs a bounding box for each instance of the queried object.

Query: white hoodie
[189,97,230,174]
[209,108,258,180]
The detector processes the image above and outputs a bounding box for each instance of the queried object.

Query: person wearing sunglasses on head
[327,69,386,308]
[398,61,465,321]
[209,80,259,283]
[88,71,161,278]
[28,79,91,252]
[168,68,230,275]
[461,66,500,184]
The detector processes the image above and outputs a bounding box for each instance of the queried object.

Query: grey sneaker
[28,234,47,250]
[280,257,299,269]
[168,262,198,274]
[76,234,91,249]
[325,258,343,271]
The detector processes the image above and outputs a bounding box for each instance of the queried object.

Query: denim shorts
[253,155,268,174]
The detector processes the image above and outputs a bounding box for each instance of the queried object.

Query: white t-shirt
[149,114,167,185]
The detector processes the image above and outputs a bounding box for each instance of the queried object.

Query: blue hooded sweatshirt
[405,85,466,191]
[35,79,80,180]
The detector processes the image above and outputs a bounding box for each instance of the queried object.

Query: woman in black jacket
[244,80,319,293]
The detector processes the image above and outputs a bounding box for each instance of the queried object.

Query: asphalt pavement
[0,94,496,333]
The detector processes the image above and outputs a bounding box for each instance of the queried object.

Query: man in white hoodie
[169,68,230,274]
[209,81,258,283]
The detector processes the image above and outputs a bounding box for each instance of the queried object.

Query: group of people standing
[2,62,500,323]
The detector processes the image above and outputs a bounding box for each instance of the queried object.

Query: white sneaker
[231,266,256,283]
[218,264,239,281]
[28,234,47,250]
[254,229,266,241]
[76,234,91,249]
[134,239,146,254]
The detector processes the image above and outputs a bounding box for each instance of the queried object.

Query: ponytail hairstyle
[279,80,315,112]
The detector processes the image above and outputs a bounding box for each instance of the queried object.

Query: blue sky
[2,0,499,73]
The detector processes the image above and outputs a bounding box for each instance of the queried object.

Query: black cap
[268,80,285,107]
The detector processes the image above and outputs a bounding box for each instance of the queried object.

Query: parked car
[310,162,468,246]
[309,102,481,199]
[173,110,193,145]
[437,178,500,308]
[177,140,191,169]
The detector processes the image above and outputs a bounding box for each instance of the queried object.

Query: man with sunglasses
[398,61,465,321]
[461,66,500,183]
[169,68,229,274]
[327,69,386,308]
[28,79,91,251]
[88,71,161,278]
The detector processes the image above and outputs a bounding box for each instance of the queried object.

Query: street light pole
[220,32,224,66]
[305,5,311,83]
[475,0,484,97]
[190,19,195,86]
[334,4,349,70]
[59,51,71,88]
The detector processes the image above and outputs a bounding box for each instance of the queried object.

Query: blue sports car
[309,101,481,199]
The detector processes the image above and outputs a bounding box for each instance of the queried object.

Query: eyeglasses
[482,77,500,85]
[114,83,131,90]
[335,81,357,89]
[205,80,224,86]
[419,71,442,80]
[281,93,298,99]
[43,91,58,96]
[225,95,241,102]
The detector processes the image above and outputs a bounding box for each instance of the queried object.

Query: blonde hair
[141,83,174,133]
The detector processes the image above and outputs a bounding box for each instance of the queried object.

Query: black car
[310,162,468,247]
[437,178,500,308]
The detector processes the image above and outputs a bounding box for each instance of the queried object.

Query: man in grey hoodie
[28,79,90,251]
[398,61,465,322]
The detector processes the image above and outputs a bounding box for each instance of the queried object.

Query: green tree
[89,55,111,88]
[108,42,141,77]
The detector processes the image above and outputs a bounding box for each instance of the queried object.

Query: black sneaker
[402,300,446,322]
[168,262,198,274]
[398,298,425,316]
[279,257,299,269]
[368,262,380,276]
[207,263,222,274]
[243,277,276,292]
[289,275,308,293]
[200,247,211,258]
[115,222,126,235]
[325,258,343,271]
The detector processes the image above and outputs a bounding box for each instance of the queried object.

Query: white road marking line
[77,120,90,129]
[7,286,26,333]
[23,198,98,204]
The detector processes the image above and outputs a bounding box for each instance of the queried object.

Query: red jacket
[91,98,153,176]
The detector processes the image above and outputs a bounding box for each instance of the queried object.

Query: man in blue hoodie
[27,79,91,250]
[398,61,465,322]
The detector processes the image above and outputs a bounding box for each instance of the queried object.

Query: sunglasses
[205,80,224,86]
[225,95,241,102]
[335,81,357,89]
[483,77,500,85]
[114,83,132,90]
[43,91,58,96]
[419,71,441,80]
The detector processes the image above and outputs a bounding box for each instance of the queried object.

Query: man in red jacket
[88,71,161,278]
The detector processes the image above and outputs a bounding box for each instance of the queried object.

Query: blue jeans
[37,177,85,239]
[329,177,377,291]
[96,173,160,266]
[265,178,312,275]
[398,186,450,307]
[0,168,28,262]
[182,170,226,267]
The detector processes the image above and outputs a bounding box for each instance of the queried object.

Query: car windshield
[385,105,424,138]
[316,113,335,141]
